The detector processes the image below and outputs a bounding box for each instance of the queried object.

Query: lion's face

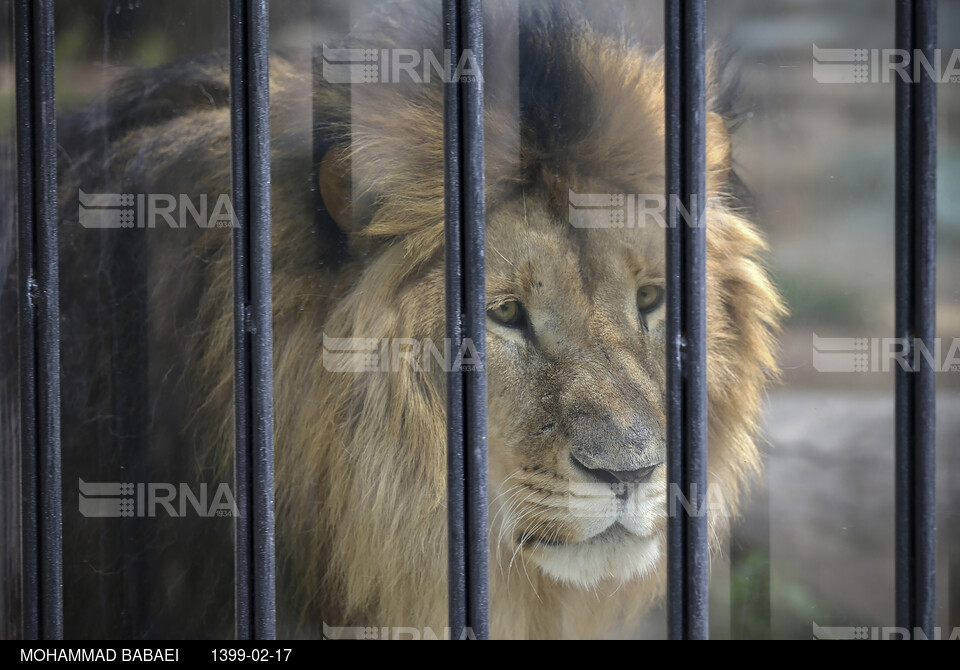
[272,3,785,634]
[484,186,669,587]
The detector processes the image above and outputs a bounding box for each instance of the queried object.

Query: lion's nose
[570,455,661,485]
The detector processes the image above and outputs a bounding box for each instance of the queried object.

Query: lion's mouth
[509,504,664,585]
[520,522,634,549]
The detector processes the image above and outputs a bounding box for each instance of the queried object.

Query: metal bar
[460,0,489,641]
[443,0,467,641]
[893,0,913,635]
[664,0,683,639]
[14,0,61,641]
[952,441,960,631]
[665,0,708,641]
[895,0,937,639]
[229,0,276,641]
[909,0,937,640]
[444,0,489,641]
[951,442,960,630]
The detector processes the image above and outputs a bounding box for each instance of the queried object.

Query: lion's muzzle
[566,409,665,488]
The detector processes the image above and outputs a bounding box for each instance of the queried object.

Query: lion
[26,0,783,639]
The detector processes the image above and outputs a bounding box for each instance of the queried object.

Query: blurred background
[0,0,957,639]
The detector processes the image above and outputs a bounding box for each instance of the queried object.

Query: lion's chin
[526,525,661,588]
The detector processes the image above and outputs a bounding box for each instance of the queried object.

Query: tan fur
[110,13,788,640]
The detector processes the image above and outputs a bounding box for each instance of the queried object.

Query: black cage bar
[229,0,277,641]
[664,0,709,641]
[894,0,937,639]
[443,0,490,641]
[14,0,62,641]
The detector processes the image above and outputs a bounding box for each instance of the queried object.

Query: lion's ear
[706,111,733,188]
[317,146,376,233]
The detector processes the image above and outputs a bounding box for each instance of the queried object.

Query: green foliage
[776,270,871,328]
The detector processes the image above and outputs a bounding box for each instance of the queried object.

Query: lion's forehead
[485,195,666,301]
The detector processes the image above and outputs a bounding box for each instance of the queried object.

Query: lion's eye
[487,300,526,328]
[636,285,664,314]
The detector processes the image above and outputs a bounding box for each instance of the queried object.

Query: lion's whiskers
[517,520,544,602]
[491,482,527,576]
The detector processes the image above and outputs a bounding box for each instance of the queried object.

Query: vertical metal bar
[444,0,489,641]
[665,0,708,641]
[13,0,36,638]
[443,0,467,641]
[893,0,912,636]
[229,0,276,641]
[895,0,937,639]
[461,0,489,640]
[664,0,682,639]
[951,444,960,630]
[910,0,937,640]
[14,0,61,641]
